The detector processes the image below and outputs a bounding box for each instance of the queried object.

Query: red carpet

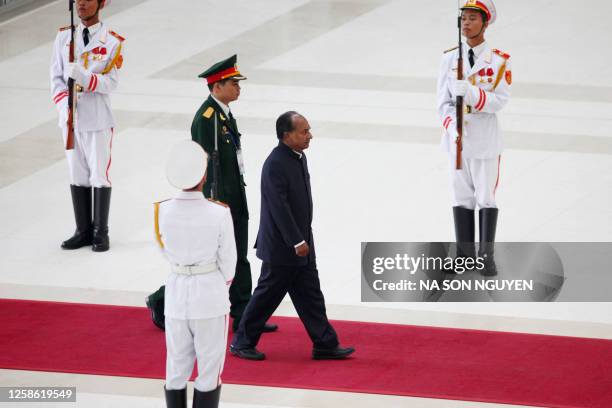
[1,298,611,407]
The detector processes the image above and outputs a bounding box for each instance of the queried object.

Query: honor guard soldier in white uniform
[437,0,511,274]
[156,141,237,408]
[50,0,124,252]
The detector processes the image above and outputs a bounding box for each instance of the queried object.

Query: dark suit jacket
[191,95,248,217]
[255,142,315,266]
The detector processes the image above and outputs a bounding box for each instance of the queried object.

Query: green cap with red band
[197,54,247,84]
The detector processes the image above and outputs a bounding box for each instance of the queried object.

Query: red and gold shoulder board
[444,45,459,54]
[207,198,229,208]
[493,49,510,60]
[59,25,71,32]
[108,30,125,42]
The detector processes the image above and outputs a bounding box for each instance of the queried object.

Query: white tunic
[156,191,237,320]
[437,41,512,159]
[50,22,123,131]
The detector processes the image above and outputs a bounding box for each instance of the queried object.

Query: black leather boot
[164,387,187,408]
[192,386,221,408]
[453,206,476,261]
[61,185,93,250]
[479,208,499,276]
[92,187,111,252]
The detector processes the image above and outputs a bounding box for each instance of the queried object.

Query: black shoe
[92,187,111,252]
[312,346,355,360]
[61,185,93,250]
[145,295,165,331]
[164,387,187,408]
[192,385,221,408]
[262,323,278,333]
[479,208,499,277]
[230,345,266,360]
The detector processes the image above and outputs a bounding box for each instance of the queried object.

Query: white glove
[446,121,459,141]
[453,80,469,98]
[67,63,86,86]
[58,100,69,125]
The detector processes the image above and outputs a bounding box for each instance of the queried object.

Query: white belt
[171,262,217,276]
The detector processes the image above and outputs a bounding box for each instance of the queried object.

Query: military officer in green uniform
[147,55,278,334]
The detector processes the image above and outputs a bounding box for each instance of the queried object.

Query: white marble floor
[1,0,611,407]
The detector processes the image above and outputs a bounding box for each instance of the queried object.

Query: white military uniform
[50,22,124,187]
[155,192,236,392]
[437,41,512,209]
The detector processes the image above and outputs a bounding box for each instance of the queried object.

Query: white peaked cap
[166,140,208,190]
[461,0,496,25]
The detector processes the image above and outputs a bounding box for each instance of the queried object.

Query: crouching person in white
[155,140,237,408]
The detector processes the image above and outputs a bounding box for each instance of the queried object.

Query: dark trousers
[231,261,339,350]
[229,213,252,319]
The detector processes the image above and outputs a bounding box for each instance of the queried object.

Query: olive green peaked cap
[197,54,247,84]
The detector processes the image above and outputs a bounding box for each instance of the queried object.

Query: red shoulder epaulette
[207,198,229,208]
[493,49,510,59]
[59,25,70,32]
[108,30,125,42]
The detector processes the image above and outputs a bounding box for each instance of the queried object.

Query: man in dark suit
[230,111,355,361]
[146,55,277,334]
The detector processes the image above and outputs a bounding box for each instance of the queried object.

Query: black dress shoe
[262,323,278,333]
[230,345,266,360]
[312,346,355,360]
[145,296,165,331]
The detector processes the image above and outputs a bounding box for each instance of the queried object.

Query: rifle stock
[65,0,76,150]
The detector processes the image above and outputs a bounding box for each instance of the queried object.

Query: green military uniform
[146,55,253,331]
[191,95,251,322]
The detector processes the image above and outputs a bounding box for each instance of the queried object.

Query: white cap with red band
[461,0,496,25]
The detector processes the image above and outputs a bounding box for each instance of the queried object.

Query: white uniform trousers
[449,155,501,210]
[62,127,113,188]
[165,315,229,392]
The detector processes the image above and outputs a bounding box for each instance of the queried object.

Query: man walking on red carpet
[156,141,236,408]
[230,111,354,361]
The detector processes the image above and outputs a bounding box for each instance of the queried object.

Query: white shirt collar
[175,191,205,200]
[211,95,230,118]
[466,40,487,58]
[80,21,102,38]
[292,149,303,159]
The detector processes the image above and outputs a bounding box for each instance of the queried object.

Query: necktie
[83,27,89,46]
[468,49,475,68]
